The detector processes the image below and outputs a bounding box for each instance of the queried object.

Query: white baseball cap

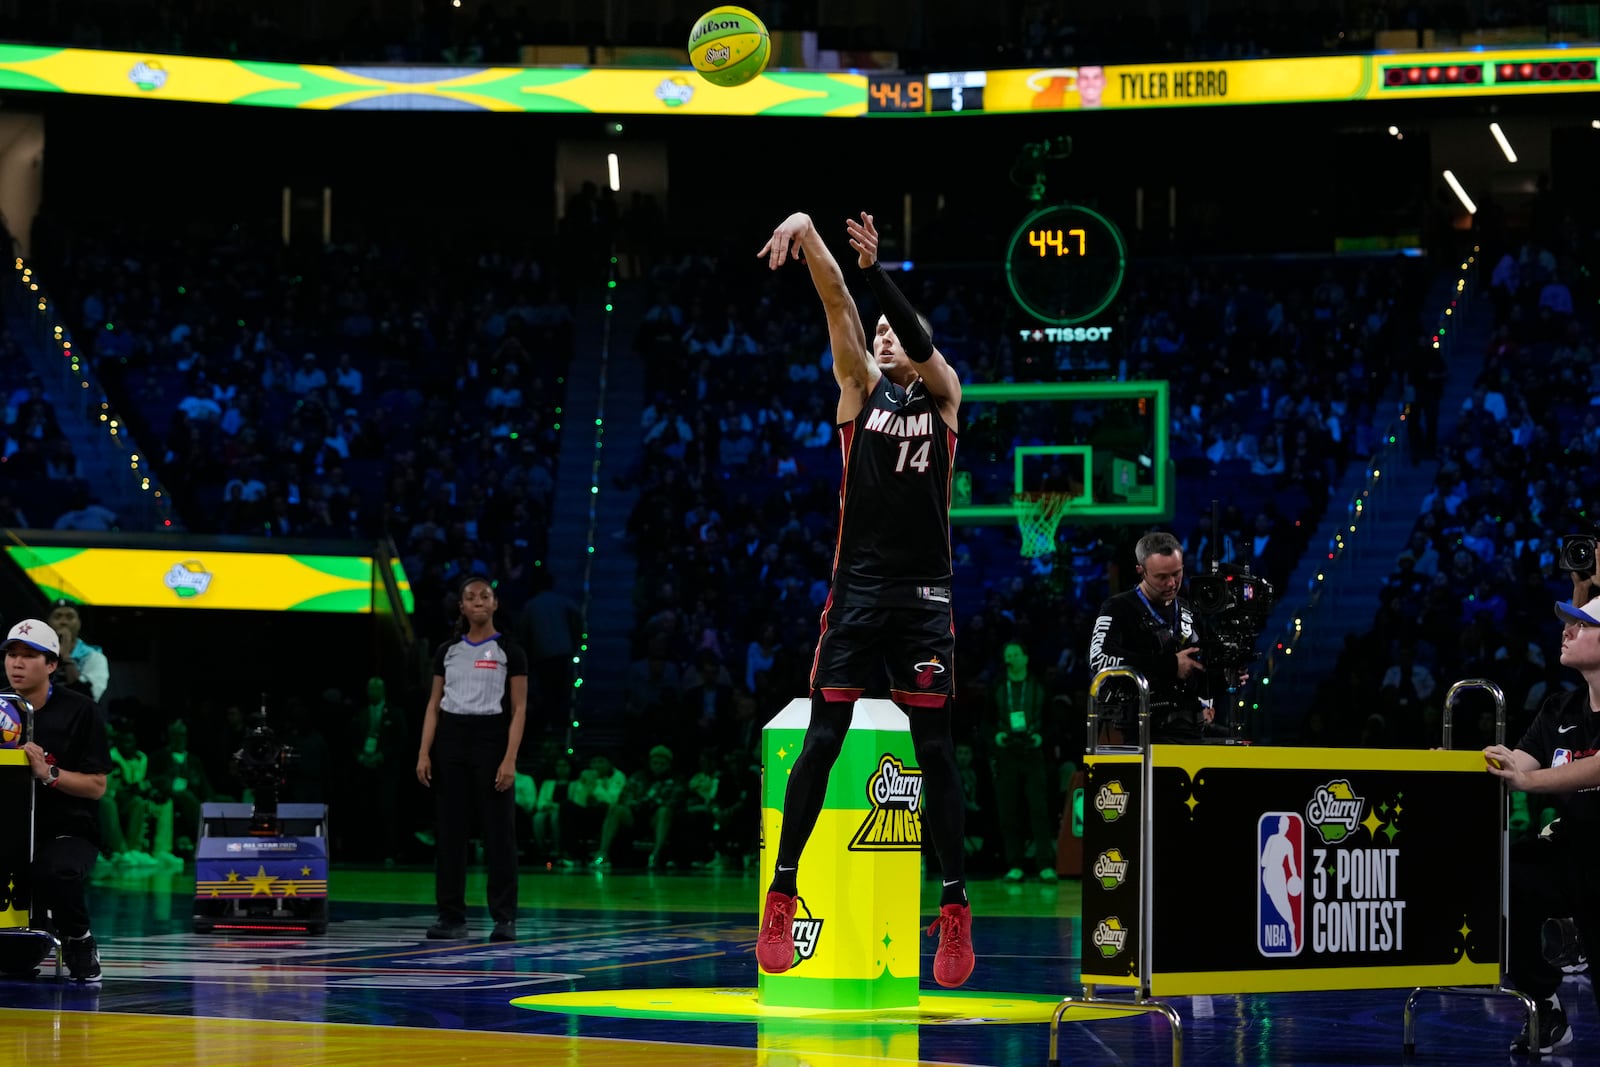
[3,619,60,657]
[1555,595,1600,628]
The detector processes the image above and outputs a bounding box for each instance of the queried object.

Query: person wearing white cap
[2,618,111,982]
[1482,593,1600,1053]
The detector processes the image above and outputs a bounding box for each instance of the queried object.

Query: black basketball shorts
[809,603,955,708]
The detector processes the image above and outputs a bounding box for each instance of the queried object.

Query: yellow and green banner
[0,44,867,115]
[0,43,1593,115]
[5,543,414,614]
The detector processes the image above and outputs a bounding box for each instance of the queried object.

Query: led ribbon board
[0,44,1593,114]
[6,543,414,613]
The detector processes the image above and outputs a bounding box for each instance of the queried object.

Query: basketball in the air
[688,6,770,87]
[0,696,22,748]
[1286,875,1303,896]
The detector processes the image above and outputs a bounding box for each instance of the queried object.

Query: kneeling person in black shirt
[4,618,112,982]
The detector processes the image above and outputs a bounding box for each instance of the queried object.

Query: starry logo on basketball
[1095,780,1130,822]
[1092,917,1129,958]
[1092,848,1129,890]
[1305,780,1364,845]
[790,915,824,965]
[913,656,946,689]
[702,43,732,67]
[848,754,922,851]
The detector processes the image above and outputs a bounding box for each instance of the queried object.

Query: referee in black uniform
[416,576,528,941]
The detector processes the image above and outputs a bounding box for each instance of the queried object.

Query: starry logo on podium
[848,754,923,852]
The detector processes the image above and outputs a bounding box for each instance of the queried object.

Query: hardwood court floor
[0,864,1589,1066]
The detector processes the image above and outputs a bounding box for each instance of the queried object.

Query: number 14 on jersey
[895,440,933,473]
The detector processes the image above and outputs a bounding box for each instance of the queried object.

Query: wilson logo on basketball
[474,659,501,670]
[913,656,946,689]
[848,754,923,852]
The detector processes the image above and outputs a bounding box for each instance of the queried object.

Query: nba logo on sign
[1257,811,1304,957]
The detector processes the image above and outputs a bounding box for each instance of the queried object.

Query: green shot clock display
[1005,204,1128,326]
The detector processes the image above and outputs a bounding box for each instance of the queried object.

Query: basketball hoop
[1013,492,1074,559]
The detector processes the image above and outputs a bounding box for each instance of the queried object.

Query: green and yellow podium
[759,698,921,1010]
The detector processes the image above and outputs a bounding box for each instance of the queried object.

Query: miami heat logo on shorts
[912,656,946,689]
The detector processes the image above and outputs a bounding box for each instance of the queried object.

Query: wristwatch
[40,765,59,787]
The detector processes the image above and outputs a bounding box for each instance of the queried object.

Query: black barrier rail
[1051,670,1521,1067]
[0,689,63,979]
[1049,667,1184,1067]
[1402,678,1539,1058]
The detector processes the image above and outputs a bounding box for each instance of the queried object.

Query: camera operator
[1088,532,1217,743]
[3,619,110,982]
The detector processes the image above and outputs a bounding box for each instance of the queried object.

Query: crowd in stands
[1310,221,1600,756]
[31,221,573,651]
[0,0,1566,69]
[0,355,91,530]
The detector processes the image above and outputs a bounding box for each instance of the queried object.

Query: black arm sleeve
[861,261,934,363]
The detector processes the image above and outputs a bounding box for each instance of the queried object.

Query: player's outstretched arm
[760,211,876,416]
[847,211,960,425]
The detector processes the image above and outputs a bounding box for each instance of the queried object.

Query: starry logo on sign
[1092,848,1129,890]
[655,77,695,108]
[913,656,946,689]
[1095,780,1130,822]
[848,754,922,851]
[1092,917,1129,958]
[164,560,214,599]
[1305,779,1364,845]
[129,61,168,91]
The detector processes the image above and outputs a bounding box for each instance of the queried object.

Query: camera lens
[1561,535,1598,573]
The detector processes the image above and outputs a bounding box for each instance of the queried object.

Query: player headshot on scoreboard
[1077,65,1106,108]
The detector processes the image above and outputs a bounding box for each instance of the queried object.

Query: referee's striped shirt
[434,632,529,717]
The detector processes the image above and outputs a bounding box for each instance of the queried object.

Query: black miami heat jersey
[830,374,957,608]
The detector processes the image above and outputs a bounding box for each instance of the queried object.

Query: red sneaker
[929,902,974,988]
[756,891,799,974]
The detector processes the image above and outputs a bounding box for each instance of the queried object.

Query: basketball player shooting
[754,211,974,989]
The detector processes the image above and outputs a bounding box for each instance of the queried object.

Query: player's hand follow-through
[758,212,812,270]
[846,211,879,268]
